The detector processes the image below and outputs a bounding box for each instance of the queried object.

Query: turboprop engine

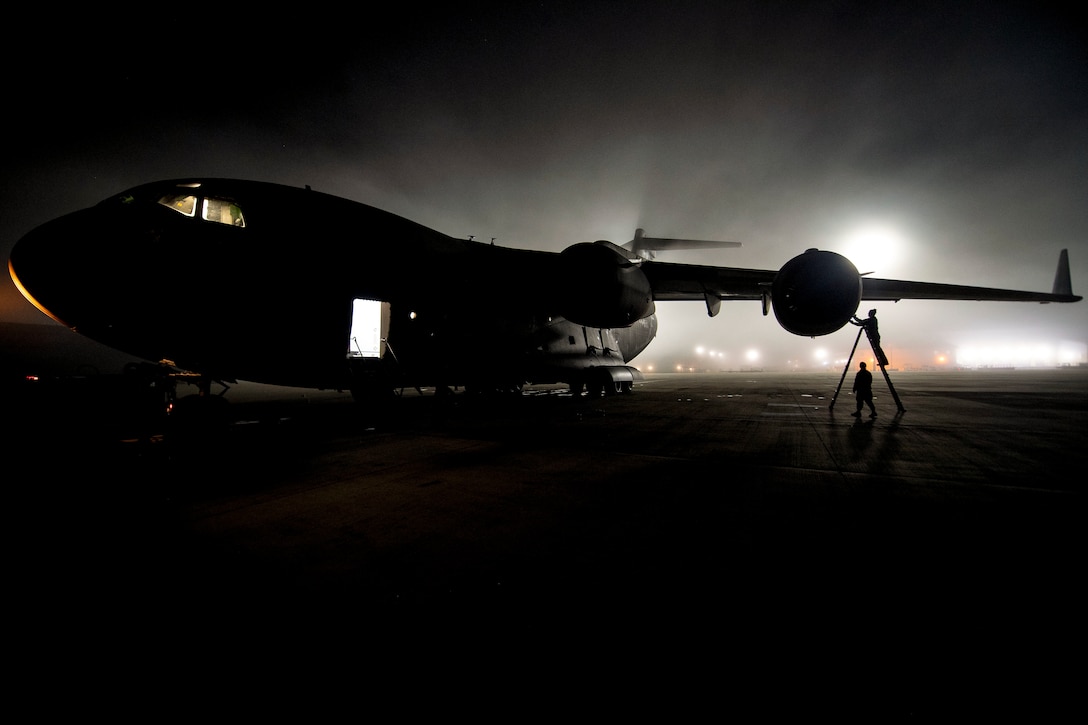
[559,241,655,328]
[771,249,862,336]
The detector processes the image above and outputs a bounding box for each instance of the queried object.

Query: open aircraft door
[348,298,391,359]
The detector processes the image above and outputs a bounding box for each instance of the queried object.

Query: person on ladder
[851,309,889,367]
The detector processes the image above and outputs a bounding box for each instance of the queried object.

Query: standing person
[851,361,877,418]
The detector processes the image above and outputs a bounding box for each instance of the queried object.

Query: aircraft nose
[9,207,112,327]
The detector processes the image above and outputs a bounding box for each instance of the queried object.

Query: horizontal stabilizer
[625,228,740,260]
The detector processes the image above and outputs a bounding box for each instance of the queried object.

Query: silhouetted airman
[851,309,889,367]
[851,361,877,418]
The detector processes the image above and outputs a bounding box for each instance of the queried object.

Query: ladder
[830,321,905,413]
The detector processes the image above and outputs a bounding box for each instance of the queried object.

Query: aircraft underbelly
[342,300,657,390]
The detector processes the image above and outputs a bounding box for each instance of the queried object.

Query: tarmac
[6,367,1085,707]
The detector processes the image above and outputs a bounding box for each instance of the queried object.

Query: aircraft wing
[858,277,1081,303]
[860,247,1078,303]
[643,249,1080,305]
[640,248,1080,329]
[640,261,774,302]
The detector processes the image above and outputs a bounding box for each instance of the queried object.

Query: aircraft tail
[624,228,740,260]
[1052,249,1074,297]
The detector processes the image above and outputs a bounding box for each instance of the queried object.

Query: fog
[3,3,1085,369]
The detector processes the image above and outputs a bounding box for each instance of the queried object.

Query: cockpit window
[202,198,246,227]
[156,194,246,227]
[158,194,198,217]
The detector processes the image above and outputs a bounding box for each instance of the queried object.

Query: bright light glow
[956,341,1088,367]
[745,348,760,363]
[838,223,905,275]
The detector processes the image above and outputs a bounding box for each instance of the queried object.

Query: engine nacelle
[559,241,654,328]
[771,249,862,336]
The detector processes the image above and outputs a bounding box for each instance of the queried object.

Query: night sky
[3,2,1086,371]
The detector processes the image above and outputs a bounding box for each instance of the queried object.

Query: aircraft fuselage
[9,179,656,395]
[12,178,1078,399]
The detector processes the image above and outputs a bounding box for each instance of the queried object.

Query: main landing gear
[571,366,639,398]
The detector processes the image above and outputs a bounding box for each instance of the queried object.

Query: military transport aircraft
[8,178,1081,403]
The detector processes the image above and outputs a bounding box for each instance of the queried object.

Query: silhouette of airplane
[8,178,1080,402]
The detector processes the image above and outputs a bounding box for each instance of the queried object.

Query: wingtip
[1052,248,1074,298]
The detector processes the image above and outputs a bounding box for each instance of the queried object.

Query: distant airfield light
[1059,342,1088,365]
[954,342,1087,368]
[746,348,760,363]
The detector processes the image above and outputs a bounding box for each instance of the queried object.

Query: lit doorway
[348,298,390,359]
